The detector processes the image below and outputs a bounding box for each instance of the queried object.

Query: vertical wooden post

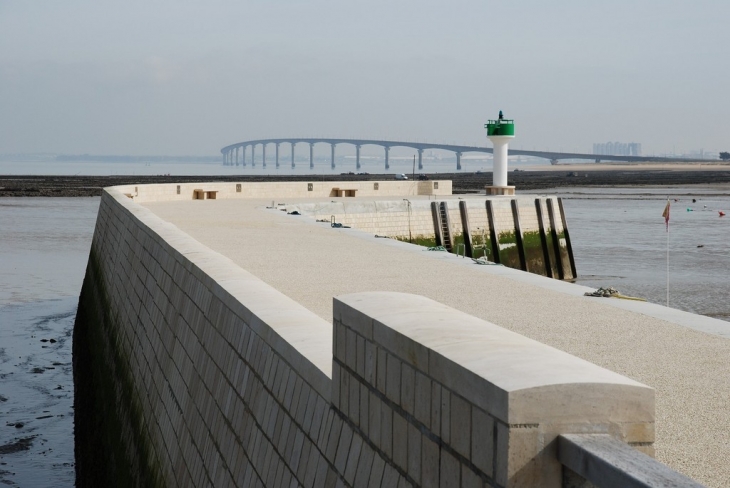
[511,199,528,272]
[546,198,565,280]
[485,200,501,264]
[535,198,553,278]
[431,201,443,247]
[558,198,578,279]
[459,201,473,258]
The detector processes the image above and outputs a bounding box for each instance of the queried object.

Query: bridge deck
[142,194,729,487]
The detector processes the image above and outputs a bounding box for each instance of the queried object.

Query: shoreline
[3,165,730,197]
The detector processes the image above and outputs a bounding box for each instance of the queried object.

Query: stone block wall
[333,293,654,488]
[75,187,652,487]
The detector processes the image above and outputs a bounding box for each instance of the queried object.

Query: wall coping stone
[334,291,653,425]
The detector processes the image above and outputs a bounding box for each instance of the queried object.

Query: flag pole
[666,196,669,307]
[662,196,670,307]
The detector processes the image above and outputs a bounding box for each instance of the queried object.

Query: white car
[395,173,408,180]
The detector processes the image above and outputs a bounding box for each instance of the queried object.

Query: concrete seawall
[73,181,705,487]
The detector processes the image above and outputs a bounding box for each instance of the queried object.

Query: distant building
[593,142,641,156]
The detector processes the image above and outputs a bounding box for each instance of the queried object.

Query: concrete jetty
[73,180,726,487]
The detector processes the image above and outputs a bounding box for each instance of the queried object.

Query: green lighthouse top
[484,111,515,136]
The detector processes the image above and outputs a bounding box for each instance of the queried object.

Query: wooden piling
[535,198,553,278]
[558,197,578,279]
[511,199,528,272]
[459,201,473,258]
[546,198,565,280]
[485,200,501,264]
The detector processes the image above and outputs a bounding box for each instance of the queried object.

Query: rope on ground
[426,246,448,252]
[584,287,646,301]
[331,222,350,228]
[471,257,503,266]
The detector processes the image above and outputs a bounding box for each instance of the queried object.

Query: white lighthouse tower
[485,111,516,195]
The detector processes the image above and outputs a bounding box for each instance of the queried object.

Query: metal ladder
[439,202,453,252]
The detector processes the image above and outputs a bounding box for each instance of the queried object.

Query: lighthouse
[485,111,516,195]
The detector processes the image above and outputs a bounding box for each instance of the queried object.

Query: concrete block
[431,382,441,438]
[312,453,330,488]
[357,335,366,377]
[401,363,416,416]
[295,438,312,481]
[334,423,354,473]
[303,389,318,433]
[360,383,369,434]
[450,393,471,459]
[462,465,483,488]
[325,415,343,461]
[364,340,376,385]
[380,464,401,488]
[385,354,401,405]
[376,347,387,393]
[393,412,408,470]
[289,430,306,474]
[346,328,357,371]
[407,422,422,485]
[421,434,439,488]
[367,453,386,488]
[471,407,494,477]
[368,392,382,447]
[381,404,393,459]
[335,321,347,362]
[332,362,341,410]
[414,372,431,428]
[344,434,363,485]
[440,448,460,488]
[310,396,327,442]
[441,389,451,444]
[334,294,374,340]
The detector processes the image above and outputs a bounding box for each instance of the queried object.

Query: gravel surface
[143,196,730,487]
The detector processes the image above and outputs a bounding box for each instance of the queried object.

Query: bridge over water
[221,138,696,171]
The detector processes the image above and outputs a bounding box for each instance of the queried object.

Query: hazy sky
[1,0,728,156]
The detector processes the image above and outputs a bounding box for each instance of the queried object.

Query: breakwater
[288,196,576,280]
[73,181,703,487]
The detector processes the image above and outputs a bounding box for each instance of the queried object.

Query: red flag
[662,199,670,231]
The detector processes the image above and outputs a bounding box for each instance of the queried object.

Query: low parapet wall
[115,179,451,203]
[74,185,668,487]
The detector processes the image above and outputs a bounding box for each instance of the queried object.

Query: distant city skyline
[1,1,728,157]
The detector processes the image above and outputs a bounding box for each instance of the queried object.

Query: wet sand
[3,163,730,197]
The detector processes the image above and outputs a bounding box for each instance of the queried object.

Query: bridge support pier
[331,144,336,170]
[276,143,280,168]
[385,146,390,170]
[262,144,267,168]
[356,145,361,171]
[291,143,296,169]
[309,143,314,170]
[550,159,559,165]
[242,145,246,167]
[235,147,239,166]
[418,149,423,171]
[251,144,256,167]
[456,151,462,171]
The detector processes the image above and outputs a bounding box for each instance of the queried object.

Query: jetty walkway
[142,192,730,487]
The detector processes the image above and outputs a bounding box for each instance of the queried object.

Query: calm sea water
[1,181,728,486]
[0,198,98,487]
[0,156,550,176]
[533,186,730,320]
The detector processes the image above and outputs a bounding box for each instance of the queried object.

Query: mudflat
[2,163,730,197]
